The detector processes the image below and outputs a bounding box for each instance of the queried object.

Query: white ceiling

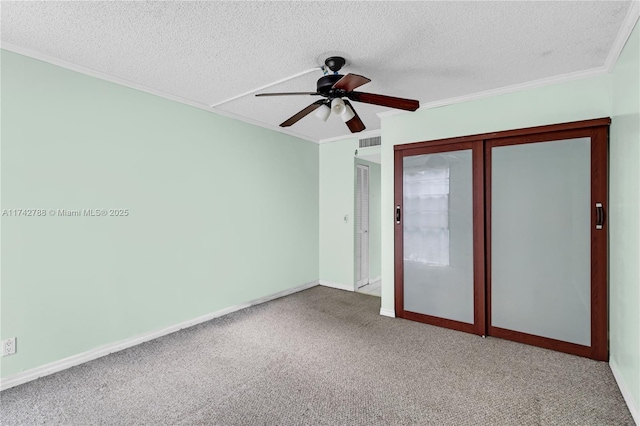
[2,1,637,142]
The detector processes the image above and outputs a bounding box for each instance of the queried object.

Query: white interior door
[356,164,370,289]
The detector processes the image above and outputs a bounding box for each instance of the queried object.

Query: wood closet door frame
[393,117,610,361]
[485,123,609,361]
[394,140,486,336]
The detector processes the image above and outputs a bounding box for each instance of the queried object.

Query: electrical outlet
[2,337,16,356]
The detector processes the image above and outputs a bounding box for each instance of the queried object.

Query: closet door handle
[595,202,604,230]
[396,205,401,224]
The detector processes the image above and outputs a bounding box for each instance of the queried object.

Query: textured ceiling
[1,1,635,142]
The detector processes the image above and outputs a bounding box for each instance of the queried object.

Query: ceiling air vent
[359,136,381,148]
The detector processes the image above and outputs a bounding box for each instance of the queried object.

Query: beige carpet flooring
[0,286,634,425]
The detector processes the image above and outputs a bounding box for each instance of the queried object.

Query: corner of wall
[609,17,640,417]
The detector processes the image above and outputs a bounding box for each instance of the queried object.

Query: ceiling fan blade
[280,100,325,127]
[256,92,319,97]
[332,74,371,92]
[347,91,419,111]
[343,100,366,133]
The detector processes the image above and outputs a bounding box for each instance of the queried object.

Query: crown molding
[376,109,407,119]
[318,128,381,144]
[378,65,609,120]
[206,106,318,144]
[605,0,640,72]
[379,5,639,121]
[1,42,213,110]
[0,43,319,144]
[5,1,638,146]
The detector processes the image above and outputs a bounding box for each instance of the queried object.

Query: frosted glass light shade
[315,104,331,121]
[341,105,356,122]
[331,98,346,115]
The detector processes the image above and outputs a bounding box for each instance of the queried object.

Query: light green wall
[319,139,358,286]
[2,25,637,411]
[319,140,382,287]
[0,50,319,378]
[610,21,640,412]
[381,29,639,412]
[355,158,381,280]
[381,73,612,313]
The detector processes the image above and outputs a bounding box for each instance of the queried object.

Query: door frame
[355,163,370,289]
[393,117,610,361]
[394,140,486,336]
[485,125,609,361]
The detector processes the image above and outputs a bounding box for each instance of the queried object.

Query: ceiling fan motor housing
[317,74,345,97]
[254,55,419,134]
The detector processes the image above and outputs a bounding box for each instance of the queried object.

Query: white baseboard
[319,280,354,292]
[0,280,319,391]
[379,308,396,318]
[369,276,381,285]
[610,359,639,425]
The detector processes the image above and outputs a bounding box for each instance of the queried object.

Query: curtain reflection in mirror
[403,154,450,266]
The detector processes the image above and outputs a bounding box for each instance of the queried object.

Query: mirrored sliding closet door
[394,119,608,360]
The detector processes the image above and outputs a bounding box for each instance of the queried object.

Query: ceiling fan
[255,56,420,133]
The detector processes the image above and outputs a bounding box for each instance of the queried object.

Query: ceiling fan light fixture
[315,104,331,122]
[341,105,356,122]
[255,58,419,134]
[331,98,346,115]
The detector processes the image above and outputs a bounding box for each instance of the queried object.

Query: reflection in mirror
[403,150,474,324]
